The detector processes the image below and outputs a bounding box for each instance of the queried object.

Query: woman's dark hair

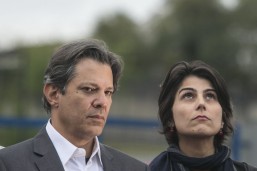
[158,60,233,146]
[42,39,123,114]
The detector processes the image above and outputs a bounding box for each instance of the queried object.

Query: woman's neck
[178,136,215,158]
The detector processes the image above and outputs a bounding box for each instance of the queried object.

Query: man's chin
[90,127,104,137]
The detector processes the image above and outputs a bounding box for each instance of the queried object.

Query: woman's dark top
[149,145,257,171]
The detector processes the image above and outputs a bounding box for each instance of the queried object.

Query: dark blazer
[0,127,149,171]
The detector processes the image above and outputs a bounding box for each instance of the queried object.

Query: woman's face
[172,75,223,140]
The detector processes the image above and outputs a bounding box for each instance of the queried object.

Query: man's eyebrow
[79,82,114,90]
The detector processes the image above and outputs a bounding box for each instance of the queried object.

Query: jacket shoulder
[0,138,33,157]
[100,144,149,170]
[0,138,34,170]
[100,144,144,162]
[233,160,257,171]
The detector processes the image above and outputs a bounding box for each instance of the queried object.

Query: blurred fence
[0,116,163,163]
[0,116,256,166]
[0,116,158,129]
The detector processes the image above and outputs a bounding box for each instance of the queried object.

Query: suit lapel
[33,127,65,171]
[100,144,116,171]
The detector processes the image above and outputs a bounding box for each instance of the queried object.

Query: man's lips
[87,115,105,121]
[192,115,210,120]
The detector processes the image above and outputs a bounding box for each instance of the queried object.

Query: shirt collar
[46,119,103,166]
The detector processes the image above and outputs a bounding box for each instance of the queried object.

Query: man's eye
[82,87,95,92]
[105,91,114,96]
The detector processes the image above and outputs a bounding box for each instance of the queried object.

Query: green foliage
[93,13,154,94]
[0,127,39,146]
[0,43,59,116]
[1,0,257,117]
[233,0,257,29]
[91,0,257,106]
[20,44,56,96]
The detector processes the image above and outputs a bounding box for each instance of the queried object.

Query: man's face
[51,58,113,142]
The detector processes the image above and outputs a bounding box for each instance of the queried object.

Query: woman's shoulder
[149,151,170,171]
[233,160,257,171]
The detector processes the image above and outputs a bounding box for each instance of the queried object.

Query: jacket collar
[100,144,116,171]
[33,127,65,171]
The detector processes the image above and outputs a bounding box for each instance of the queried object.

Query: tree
[92,13,154,95]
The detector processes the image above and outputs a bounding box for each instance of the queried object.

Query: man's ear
[43,84,60,107]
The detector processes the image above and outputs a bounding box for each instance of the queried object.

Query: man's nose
[92,93,108,109]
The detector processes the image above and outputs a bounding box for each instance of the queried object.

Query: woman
[150,61,257,171]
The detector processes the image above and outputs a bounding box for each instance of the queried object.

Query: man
[0,39,149,171]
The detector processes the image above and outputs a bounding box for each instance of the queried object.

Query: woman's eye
[206,93,217,100]
[182,92,194,100]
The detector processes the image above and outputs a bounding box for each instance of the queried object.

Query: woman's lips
[192,115,210,120]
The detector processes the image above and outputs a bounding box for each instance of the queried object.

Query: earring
[219,129,224,137]
[169,122,175,132]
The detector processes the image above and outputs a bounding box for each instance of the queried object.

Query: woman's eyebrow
[204,88,216,93]
[178,87,195,94]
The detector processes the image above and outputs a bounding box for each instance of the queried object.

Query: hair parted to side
[42,39,123,115]
[158,60,233,147]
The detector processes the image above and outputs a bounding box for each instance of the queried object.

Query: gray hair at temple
[42,39,123,115]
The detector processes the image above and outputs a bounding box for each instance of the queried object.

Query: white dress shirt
[46,120,104,171]
[0,146,4,149]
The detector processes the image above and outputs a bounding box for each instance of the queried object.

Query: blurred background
[0,0,257,166]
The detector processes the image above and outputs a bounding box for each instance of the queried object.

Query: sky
[0,0,164,50]
[0,0,237,51]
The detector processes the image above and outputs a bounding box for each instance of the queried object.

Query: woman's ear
[43,84,60,108]
[221,122,224,128]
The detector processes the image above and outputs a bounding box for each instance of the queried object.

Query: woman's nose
[196,96,206,111]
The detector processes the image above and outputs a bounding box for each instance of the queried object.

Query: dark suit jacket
[0,127,149,171]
